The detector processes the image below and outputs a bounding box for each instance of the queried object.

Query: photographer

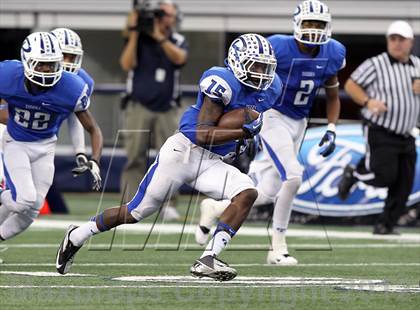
[120,0,188,216]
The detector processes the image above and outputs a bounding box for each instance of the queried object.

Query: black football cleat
[338,165,357,200]
[56,225,81,275]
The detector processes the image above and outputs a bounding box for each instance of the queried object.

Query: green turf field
[0,193,419,309]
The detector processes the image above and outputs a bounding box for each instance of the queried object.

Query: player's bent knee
[278,176,302,196]
[233,188,258,209]
[14,193,37,214]
[287,163,304,180]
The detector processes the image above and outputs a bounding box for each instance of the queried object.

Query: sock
[270,177,301,254]
[271,223,288,253]
[0,213,33,240]
[200,222,236,258]
[69,220,100,247]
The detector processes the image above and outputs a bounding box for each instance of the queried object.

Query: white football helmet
[21,32,63,87]
[293,0,332,45]
[51,28,83,73]
[227,33,277,91]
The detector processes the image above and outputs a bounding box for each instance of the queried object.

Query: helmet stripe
[267,41,273,55]
[239,36,247,49]
[320,4,324,13]
[40,35,45,54]
[255,35,264,54]
[309,1,314,12]
[47,34,55,53]
[64,30,69,45]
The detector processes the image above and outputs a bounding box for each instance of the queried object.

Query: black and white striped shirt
[351,52,420,135]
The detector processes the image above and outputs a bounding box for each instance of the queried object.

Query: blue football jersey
[0,60,90,142]
[268,35,346,119]
[179,66,282,156]
[78,68,94,96]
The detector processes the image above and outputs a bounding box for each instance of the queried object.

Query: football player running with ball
[195,0,346,265]
[56,33,282,281]
[0,32,103,243]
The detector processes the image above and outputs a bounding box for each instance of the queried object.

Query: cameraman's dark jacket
[129,32,188,112]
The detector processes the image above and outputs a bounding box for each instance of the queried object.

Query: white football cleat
[195,198,220,245]
[195,225,210,246]
[161,206,180,221]
[190,255,237,282]
[267,251,298,265]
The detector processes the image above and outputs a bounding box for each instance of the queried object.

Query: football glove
[318,130,336,157]
[72,158,102,191]
[242,113,263,138]
[75,153,89,169]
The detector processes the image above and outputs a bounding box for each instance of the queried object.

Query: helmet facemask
[294,19,331,45]
[62,51,83,73]
[24,58,63,87]
[242,55,277,91]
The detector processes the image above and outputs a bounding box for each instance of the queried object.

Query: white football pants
[127,132,255,221]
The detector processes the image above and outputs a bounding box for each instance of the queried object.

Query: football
[217,108,260,129]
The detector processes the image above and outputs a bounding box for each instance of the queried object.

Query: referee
[338,20,420,234]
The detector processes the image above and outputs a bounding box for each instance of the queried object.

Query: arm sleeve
[67,113,86,155]
[350,58,377,88]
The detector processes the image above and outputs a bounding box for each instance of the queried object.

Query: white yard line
[0,276,387,289]
[30,219,420,242]
[1,243,419,249]
[2,262,420,267]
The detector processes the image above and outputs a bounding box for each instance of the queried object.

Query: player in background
[195,0,346,265]
[56,33,282,281]
[50,28,99,179]
[0,100,7,190]
[0,32,103,245]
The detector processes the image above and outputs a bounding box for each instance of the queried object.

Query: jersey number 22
[14,108,51,130]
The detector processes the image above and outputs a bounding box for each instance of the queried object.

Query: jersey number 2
[14,108,51,130]
[293,80,315,106]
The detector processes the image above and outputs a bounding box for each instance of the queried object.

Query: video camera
[134,0,166,35]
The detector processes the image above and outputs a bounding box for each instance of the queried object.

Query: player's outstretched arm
[324,75,340,125]
[318,75,340,157]
[74,110,103,190]
[196,96,247,146]
[75,110,103,162]
[0,99,8,124]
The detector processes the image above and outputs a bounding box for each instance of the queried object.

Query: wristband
[327,123,336,132]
